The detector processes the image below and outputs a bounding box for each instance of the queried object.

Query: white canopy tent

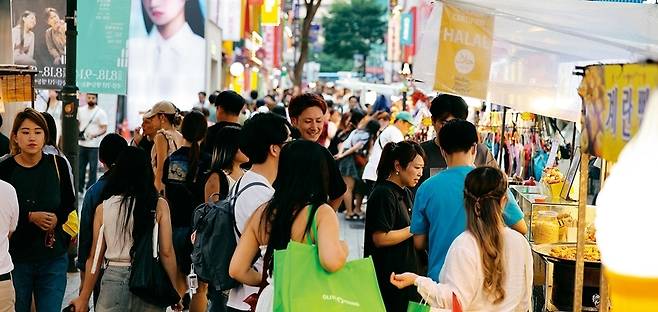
[414,0,658,122]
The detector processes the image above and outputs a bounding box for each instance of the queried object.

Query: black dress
[364,181,421,312]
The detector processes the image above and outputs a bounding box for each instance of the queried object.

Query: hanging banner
[400,12,413,46]
[434,4,494,100]
[77,0,131,94]
[11,0,66,89]
[261,0,281,26]
[579,63,658,162]
[387,11,401,62]
[219,0,243,41]
[126,0,206,127]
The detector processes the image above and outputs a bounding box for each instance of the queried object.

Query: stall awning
[414,0,658,121]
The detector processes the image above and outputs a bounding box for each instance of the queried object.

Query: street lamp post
[61,0,79,195]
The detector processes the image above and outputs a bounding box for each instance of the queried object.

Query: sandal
[344,213,355,220]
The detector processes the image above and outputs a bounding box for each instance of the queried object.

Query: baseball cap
[143,101,177,119]
[395,111,414,125]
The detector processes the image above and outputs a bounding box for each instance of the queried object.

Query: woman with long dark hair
[391,167,532,311]
[12,10,36,65]
[128,0,205,114]
[204,126,249,200]
[70,147,181,312]
[229,140,348,287]
[161,111,209,310]
[364,141,424,312]
[0,108,75,312]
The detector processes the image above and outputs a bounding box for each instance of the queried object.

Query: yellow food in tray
[550,245,601,262]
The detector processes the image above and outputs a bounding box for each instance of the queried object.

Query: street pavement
[63,212,366,311]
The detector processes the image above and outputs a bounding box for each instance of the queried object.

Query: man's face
[87,94,97,106]
[198,93,206,103]
[397,120,412,135]
[265,96,276,109]
[292,107,325,142]
[433,114,456,139]
[141,117,156,137]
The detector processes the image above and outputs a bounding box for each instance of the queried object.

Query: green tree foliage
[312,53,353,72]
[322,0,386,60]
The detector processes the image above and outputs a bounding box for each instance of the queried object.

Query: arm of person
[156,198,184,295]
[153,133,168,193]
[7,185,19,239]
[93,112,109,138]
[55,156,76,228]
[316,204,349,272]
[77,189,95,272]
[204,172,220,201]
[336,142,364,159]
[410,185,430,250]
[70,204,107,312]
[373,227,412,248]
[229,206,266,286]
[503,190,527,235]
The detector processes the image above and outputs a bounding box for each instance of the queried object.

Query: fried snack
[550,245,601,262]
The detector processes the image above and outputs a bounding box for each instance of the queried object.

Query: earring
[396,171,400,175]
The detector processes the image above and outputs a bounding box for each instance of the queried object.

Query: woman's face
[143,0,186,26]
[399,155,424,188]
[47,11,59,27]
[14,119,45,155]
[23,14,36,30]
[234,149,249,165]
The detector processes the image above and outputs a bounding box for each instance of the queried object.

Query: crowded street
[1,0,658,312]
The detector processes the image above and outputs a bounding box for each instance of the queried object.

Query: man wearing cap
[361,111,415,192]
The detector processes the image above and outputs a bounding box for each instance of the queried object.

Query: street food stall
[411,0,658,311]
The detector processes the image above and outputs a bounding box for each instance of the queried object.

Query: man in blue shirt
[77,134,127,303]
[411,120,527,281]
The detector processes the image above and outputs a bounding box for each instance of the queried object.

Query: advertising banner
[126,0,206,127]
[77,0,131,94]
[400,12,413,46]
[262,0,281,26]
[219,0,243,41]
[579,63,658,162]
[434,4,494,100]
[11,0,66,89]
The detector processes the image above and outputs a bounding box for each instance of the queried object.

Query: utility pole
[61,0,79,196]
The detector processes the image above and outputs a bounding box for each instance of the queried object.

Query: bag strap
[304,205,318,245]
[377,126,388,149]
[231,178,270,237]
[90,224,105,274]
[81,109,99,135]
[52,155,60,182]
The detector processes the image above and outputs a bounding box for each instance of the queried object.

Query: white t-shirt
[227,170,275,310]
[415,228,533,312]
[0,181,19,275]
[362,126,405,181]
[77,106,108,148]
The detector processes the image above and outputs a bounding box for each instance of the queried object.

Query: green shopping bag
[407,301,431,312]
[273,241,385,311]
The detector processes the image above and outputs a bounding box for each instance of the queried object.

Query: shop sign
[77,0,131,94]
[261,0,281,26]
[400,12,413,46]
[579,63,658,162]
[434,3,494,99]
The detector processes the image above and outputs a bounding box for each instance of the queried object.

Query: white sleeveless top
[102,195,134,263]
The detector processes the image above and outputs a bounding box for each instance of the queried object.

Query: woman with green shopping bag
[390,167,533,311]
[229,140,350,309]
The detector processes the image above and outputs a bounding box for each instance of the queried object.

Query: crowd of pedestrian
[0,88,534,312]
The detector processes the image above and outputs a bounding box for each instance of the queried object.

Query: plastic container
[533,211,559,244]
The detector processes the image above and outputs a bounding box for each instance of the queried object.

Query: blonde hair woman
[391,167,532,311]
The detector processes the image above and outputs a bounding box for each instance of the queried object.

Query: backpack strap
[231,178,270,237]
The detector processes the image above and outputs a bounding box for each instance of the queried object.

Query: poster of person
[11,0,66,89]
[126,0,206,127]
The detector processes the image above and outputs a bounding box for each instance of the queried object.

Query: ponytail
[376,141,425,182]
[464,167,508,304]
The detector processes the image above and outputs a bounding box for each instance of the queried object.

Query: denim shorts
[96,265,165,312]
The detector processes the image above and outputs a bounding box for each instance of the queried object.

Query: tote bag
[273,241,385,312]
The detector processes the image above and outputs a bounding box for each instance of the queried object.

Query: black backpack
[191,178,268,290]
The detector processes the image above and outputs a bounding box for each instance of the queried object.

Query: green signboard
[77,0,130,94]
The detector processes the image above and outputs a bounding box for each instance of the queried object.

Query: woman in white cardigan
[391,167,533,311]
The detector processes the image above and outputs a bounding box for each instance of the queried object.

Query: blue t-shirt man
[411,165,525,281]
